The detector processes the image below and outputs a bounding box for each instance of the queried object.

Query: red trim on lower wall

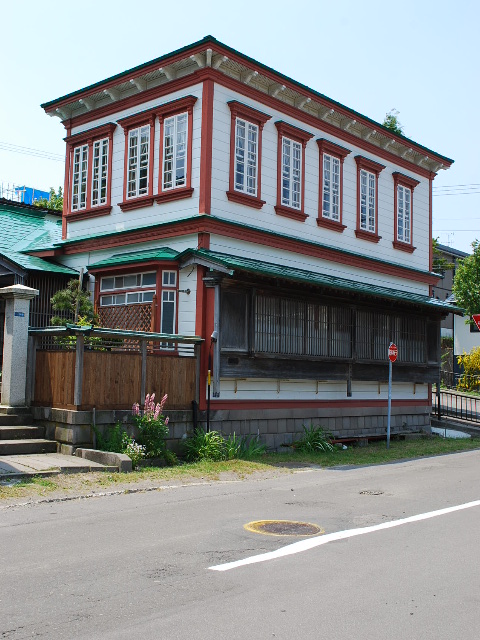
[55,216,439,286]
[199,78,214,214]
[209,399,431,410]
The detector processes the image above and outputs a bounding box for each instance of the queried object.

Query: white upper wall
[66,83,204,240]
[210,82,431,275]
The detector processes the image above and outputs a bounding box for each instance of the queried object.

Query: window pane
[101,277,114,291]
[142,272,156,286]
[163,112,188,190]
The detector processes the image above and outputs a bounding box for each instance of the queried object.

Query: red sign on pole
[388,343,398,363]
[473,314,480,331]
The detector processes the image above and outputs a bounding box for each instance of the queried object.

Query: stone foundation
[32,404,431,453]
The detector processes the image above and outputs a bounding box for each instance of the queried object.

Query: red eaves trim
[209,399,431,410]
[55,216,440,285]
[58,67,444,181]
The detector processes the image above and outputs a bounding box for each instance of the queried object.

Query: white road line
[209,499,480,572]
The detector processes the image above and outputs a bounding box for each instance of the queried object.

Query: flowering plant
[132,393,170,459]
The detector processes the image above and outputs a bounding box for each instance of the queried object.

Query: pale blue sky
[1,0,478,252]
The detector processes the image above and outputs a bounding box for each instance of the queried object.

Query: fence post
[436,373,441,421]
[140,340,147,406]
[74,334,84,407]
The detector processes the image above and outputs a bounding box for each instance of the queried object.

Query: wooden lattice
[98,303,153,332]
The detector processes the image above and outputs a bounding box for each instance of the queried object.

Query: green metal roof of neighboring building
[87,247,179,269]
[0,200,77,276]
[180,248,459,313]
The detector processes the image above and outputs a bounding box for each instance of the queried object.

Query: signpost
[472,314,480,331]
[387,343,397,449]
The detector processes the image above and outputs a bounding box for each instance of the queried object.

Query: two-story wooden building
[33,36,456,444]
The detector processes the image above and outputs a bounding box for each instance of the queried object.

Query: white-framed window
[359,169,376,232]
[322,154,340,220]
[163,112,188,190]
[234,118,258,196]
[162,271,177,287]
[100,272,156,292]
[281,137,302,210]
[396,184,411,243]
[91,138,109,207]
[100,290,155,306]
[71,144,88,211]
[161,290,176,334]
[127,126,150,198]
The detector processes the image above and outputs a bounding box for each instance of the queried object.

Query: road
[1,451,480,639]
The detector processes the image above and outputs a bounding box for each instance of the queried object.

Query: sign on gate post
[387,342,397,449]
[472,314,480,331]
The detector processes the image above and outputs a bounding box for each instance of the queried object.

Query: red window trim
[65,122,116,218]
[227,101,271,210]
[354,155,385,242]
[156,95,197,204]
[118,109,156,211]
[316,138,351,232]
[392,171,420,253]
[274,121,313,222]
[93,263,179,344]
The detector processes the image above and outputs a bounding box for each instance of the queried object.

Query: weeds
[294,424,334,453]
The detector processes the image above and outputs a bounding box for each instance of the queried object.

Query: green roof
[87,247,179,269]
[180,248,458,313]
[48,214,439,282]
[0,201,77,276]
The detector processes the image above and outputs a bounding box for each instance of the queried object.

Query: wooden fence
[29,326,202,411]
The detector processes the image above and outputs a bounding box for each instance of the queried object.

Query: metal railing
[433,388,480,423]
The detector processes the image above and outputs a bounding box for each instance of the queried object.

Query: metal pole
[387,358,392,449]
[206,349,211,433]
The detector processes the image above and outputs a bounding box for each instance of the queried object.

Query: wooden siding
[33,350,196,410]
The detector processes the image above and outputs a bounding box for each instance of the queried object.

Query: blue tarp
[14,186,50,205]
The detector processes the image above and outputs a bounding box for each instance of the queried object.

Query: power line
[0,142,64,162]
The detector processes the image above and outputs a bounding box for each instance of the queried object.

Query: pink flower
[159,393,168,412]
[165,416,169,425]
[132,403,140,416]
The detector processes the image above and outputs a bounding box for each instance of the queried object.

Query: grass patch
[1,436,479,503]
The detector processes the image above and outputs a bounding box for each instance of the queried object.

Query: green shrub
[184,429,226,462]
[94,422,145,469]
[294,424,334,453]
[184,430,267,461]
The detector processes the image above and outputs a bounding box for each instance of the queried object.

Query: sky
[1,0,478,253]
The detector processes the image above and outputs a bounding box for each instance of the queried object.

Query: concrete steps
[0,439,58,455]
[0,412,58,455]
[0,425,46,440]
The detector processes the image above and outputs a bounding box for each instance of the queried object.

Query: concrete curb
[75,448,132,472]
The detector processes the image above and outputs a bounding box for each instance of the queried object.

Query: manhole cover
[245,520,324,536]
[359,490,384,496]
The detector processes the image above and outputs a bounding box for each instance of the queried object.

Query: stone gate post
[0,284,39,407]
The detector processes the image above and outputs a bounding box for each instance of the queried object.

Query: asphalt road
[2,451,480,639]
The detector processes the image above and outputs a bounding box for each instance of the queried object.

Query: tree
[34,186,63,211]
[383,109,404,136]
[432,237,454,273]
[50,278,97,326]
[452,240,480,320]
